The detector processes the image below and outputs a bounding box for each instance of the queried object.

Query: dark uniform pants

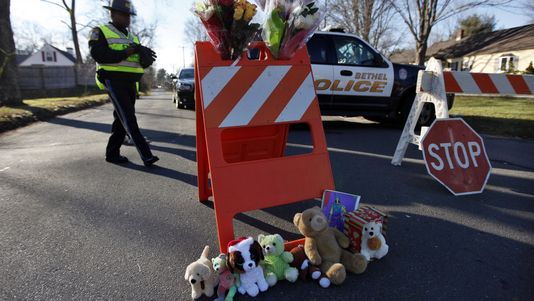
[104,79,153,161]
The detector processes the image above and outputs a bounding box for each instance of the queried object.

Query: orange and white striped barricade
[392,57,534,166]
[194,42,335,252]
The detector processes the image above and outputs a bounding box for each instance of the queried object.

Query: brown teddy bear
[293,206,367,285]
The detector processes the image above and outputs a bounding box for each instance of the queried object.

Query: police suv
[306,30,453,125]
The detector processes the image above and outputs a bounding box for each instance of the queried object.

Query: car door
[330,35,394,110]
[306,34,335,107]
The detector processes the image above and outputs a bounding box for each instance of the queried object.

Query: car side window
[307,35,330,64]
[333,36,381,67]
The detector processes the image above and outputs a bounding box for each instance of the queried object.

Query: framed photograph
[321,190,361,232]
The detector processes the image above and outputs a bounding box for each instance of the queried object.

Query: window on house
[499,55,517,72]
[45,51,54,62]
[450,62,459,71]
[462,61,471,71]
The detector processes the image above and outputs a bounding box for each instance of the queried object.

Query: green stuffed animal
[258,234,299,286]
[212,254,238,301]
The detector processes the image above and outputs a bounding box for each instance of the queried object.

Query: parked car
[172,67,195,109]
[305,30,454,125]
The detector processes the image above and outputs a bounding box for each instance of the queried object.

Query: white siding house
[391,24,534,74]
[17,44,76,67]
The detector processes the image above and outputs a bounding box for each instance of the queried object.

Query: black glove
[138,45,157,68]
[130,43,143,53]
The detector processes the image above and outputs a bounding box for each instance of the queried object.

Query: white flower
[302,14,317,29]
[294,15,306,29]
[294,14,317,30]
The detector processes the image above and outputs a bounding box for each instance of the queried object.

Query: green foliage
[526,61,534,74]
[458,14,496,37]
[507,60,517,74]
[449,95,534,139]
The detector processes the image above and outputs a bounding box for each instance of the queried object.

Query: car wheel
[418,102,436,126]
[399,92,436,127]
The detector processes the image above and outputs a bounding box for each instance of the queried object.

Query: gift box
[343,206,388,253]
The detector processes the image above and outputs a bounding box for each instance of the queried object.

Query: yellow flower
[243,2,256,22]
[233,6,244,20]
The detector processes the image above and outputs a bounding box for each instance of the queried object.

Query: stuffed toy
[360,220,389,261]
[227,237,269,297]
[184,245,219,300]
[293,206,368,285]
[258,234,299,286]
[212,254,238,301]
[289,244,330,288]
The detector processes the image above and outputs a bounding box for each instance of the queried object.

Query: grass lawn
[0,94,109,133]
[449,95,534,139]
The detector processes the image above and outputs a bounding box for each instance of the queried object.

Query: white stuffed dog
[227,237,269,297]
[184,245,219,300]
[360,220,389,261]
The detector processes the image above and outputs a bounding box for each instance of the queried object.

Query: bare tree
[13,21,71,54]
[0,0,22,106]
[131,19,158,48]
[183,17,209,47]
[327,0,397,53]
[13,21,47,54]
[41,0,83,64]
[388,0,511,66]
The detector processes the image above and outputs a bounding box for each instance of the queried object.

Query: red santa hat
[227,237,253,253]
[227,237,246,252]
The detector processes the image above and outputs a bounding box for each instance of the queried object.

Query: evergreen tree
[458,14,496,37]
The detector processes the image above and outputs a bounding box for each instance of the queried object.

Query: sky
[10,0,533,75]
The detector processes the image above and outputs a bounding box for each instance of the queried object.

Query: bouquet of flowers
[262,0,323,59]
[193,0,261,60]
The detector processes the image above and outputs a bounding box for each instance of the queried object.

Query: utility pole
[181,46,185,68]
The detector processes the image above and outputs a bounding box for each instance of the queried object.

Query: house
[390,24,534,73]
[17,43,76,67]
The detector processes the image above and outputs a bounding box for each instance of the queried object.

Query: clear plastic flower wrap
[261,0,324,59]
[193,0,261,60]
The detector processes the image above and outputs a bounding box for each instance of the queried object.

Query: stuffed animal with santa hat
[226,237,269,297]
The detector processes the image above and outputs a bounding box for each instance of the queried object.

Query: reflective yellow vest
[95,24,144,90]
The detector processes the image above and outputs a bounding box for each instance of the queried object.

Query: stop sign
[421,118,491,195]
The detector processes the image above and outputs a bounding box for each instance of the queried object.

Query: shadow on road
[48,117,197,149]
[46,116,534,248]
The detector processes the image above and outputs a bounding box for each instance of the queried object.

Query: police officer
[89,0,159,166]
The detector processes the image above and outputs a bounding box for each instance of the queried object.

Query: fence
[17,64,99,98]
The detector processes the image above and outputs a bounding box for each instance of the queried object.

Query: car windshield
[179,69,194,79]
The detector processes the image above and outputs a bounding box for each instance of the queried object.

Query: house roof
[390,23,534,63]
[434,24,534,59]
[50,45,77,63]
[16,54,30,65]
[389,38,460,64]
[389,49,415,64]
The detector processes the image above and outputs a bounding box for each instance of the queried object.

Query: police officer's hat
[103,0,137,16]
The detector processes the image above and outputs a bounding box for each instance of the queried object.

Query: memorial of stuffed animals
[186,0,390,299]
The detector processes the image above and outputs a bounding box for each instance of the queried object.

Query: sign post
[421,118,491,195]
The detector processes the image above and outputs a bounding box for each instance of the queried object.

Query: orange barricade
[194,41,335,252]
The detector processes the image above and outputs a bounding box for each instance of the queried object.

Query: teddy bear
[289,244,330,288]
[360,220,389,261]
[258,234,299,286]
[293,206,368,285]
[212,253,238,301]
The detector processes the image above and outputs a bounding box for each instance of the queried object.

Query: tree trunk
[0,0,22,106]
[69,0,83,64]
[415,41,427,66]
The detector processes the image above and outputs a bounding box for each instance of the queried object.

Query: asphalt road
[1,90,533,300]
